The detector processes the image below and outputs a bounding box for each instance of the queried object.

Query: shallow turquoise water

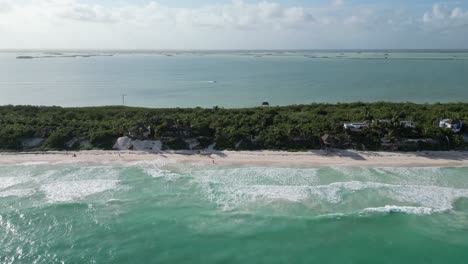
[1,162,468,263]
[1,51,468,107]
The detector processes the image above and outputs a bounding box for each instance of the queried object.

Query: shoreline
[1,150,468,167]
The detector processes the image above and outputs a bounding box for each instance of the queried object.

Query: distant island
[0,102,467,152]
[15,54,114,59]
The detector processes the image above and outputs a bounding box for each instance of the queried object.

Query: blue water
[1,51,468,107]
[2,162,468,263]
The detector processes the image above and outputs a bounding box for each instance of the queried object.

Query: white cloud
[332,0,345,8]
[0,0,466,49]
[0,0,320,29]
[433,3,447,19]
[59,4,116,23]
[0,0,12,13]
[422,4,468,31]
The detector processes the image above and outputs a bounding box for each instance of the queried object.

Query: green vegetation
[0,103,467,151]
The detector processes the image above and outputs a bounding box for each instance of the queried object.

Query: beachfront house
[343,122,368,132]
[439,119,463,133]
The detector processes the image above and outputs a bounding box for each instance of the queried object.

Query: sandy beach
[1,150,468,167]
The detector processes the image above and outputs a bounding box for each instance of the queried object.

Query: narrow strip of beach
[1,150,468,167]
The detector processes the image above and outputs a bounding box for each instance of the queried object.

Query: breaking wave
[2,163,468,216]
[0,165,122,204]
[40,180,120,203]
[361,205,435,215]
[191,166,468,213]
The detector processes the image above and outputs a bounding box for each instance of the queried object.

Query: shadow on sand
[319,149,367,161]
[411,151,468,161]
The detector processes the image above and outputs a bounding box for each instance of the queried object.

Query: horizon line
[2,48,468,52]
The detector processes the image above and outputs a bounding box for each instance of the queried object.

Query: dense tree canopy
[0,102,467,151]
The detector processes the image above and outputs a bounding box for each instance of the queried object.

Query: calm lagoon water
[1,51,468,107]
[1,162,468,263]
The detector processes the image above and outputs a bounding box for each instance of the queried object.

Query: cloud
[0,0,12,13]
[332,0,345,8]
[0,0,467,49]
[0,0,393,30]
[0,0,319,29]
[59,4,116,23]
[167,1,312,30]
[422,4,468,31]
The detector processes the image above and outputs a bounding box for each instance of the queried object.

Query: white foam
[238,185,310,202]
[311,181,468,212]
[0,188,36,198]
[310,181,389,204]
[314,213,346,219]
[143,168,182,181]
[388,185,468,211]
[0,214,18,236]
[374,167,444,186]
[41,166,119,183]
[17,161,50,166]
[192,167,320,210]
[194,167,319,187]
[193,165,468,213]
[329,166,377,179]
[193,168,396,210]
[376,167,443,178]
[0,177,30,190]
[126,159,176,168]
[40,180,119,203]
[127,159,180,179]
[106,198,126,204]
[330,166,446,186]
[362,205,435,215]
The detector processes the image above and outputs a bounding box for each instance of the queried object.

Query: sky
[0,0,468,49]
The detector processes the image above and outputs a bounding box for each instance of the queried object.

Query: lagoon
[1,50,468,108]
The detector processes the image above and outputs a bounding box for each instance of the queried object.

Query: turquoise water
[1,51,468,107]
[2,162,468,263]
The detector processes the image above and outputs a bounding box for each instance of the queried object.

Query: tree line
[0,102,467,151]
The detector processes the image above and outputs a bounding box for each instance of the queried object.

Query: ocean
[1,50,468,108]
[1,162,468,263]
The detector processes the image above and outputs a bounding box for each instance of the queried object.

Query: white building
[343,122,368,132]
[439,119,463,133]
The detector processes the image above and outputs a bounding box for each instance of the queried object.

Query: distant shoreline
[3,49,468,53]
[1,150,468,168]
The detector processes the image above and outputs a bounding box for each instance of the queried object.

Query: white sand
[1,150,468,167]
